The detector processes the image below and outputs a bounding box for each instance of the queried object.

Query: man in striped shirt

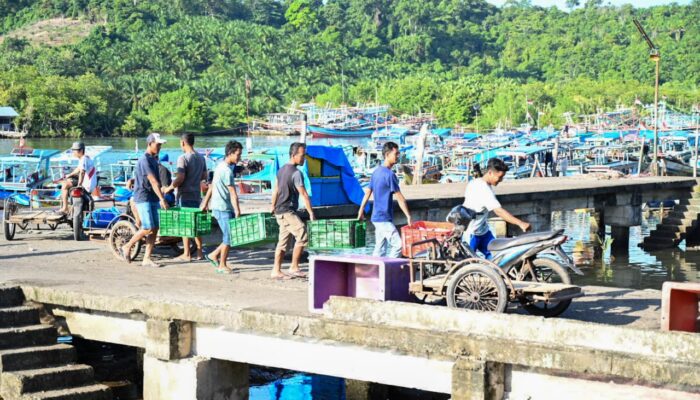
[59,141,97,214]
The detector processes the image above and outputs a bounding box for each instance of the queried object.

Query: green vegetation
[0,0,698,137]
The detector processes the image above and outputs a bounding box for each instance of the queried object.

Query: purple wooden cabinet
[308,255,416,313]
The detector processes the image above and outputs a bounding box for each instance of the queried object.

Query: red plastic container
[400,221,454,257]
[661,281,700,332]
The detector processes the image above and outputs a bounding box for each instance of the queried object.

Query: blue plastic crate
[83,207,121,229]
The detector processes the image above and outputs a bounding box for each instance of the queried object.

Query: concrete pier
[244,176,696,254]
[1,231,699,399]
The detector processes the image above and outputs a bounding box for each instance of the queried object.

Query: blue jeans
[372,221,402,258]
[213,210,232,246]
[135,201,160,230]
[467,231,495,259]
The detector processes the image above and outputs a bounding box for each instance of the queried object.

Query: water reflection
[250,374,344,400]
[553,209,700,290]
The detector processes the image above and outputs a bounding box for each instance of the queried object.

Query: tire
[3,199,17,241]
[73,208,84,241]
[446,263,508,313]
[109,220,142,262]
[518,257,572,318]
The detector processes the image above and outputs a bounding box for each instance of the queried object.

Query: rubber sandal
[142,261,162,268]
[215,267,233,274]
[119,247,131,264]
[271,274,292,280]
[289,271,307,278]
[205,254,219,268]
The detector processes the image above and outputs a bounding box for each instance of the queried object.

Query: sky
[486,0,692,8]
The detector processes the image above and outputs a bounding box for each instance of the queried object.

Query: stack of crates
[229,213,279,247]
[308,219,366,250]
[158,207,212,237]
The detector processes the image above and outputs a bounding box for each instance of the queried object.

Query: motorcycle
[410,206,583,317]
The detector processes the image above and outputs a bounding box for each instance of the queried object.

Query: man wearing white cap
[59,142,96,214]
[120,133,169,267]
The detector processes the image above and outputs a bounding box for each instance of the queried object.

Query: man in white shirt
[463,158,530,259]
[60,142,97,213]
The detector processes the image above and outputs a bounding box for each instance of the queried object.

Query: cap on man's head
[146,133,167,144]
[71,142,85,152]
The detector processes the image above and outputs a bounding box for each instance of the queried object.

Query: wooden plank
[512,281,581,297]
[8,211,44,222]
[45,213,65,221]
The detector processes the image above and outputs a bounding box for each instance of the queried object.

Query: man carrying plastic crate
[357,141,412,258]
[164,133,208,262]
[271,142,315,280]
[462,157,531,259]
[120,133,169,267]
[201,140,243,274]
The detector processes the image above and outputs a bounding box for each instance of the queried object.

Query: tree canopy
[0,0,697,136]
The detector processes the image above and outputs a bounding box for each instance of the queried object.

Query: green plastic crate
[308,219,366,250]
[229,213,279,247]
[158,207,212,237]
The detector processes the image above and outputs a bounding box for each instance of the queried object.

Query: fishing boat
[303,104,390,138]
[249,113,304,136]
[496,146,549,179]
[308,125,377,138]
[0,148,61,203]
[50,145,113,183]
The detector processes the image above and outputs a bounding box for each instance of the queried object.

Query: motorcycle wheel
[518,257,572,318]
[446,263,508,313]
[3,198,17,240]
[73,209,84,241]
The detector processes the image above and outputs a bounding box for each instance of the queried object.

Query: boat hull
[308,126,376,138]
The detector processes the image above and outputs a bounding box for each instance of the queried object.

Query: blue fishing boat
[308,125,377,138]
[0,148,61,203]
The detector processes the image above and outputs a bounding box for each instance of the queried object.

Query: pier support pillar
[451,357,505,400]
[604,205,641,228]
[345,379,388,400]
[146,319,193,361]
[610,226,630,253]
[605,205,641,255]
[507,213,550,237]
[143,355,249,400]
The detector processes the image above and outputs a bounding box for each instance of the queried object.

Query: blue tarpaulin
[305,145,365,206]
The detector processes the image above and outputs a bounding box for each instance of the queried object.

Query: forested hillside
[0,0,698,137]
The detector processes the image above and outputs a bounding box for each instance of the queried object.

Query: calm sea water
[5,136,699,400]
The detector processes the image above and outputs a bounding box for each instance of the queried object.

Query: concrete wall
[22,286,700,399]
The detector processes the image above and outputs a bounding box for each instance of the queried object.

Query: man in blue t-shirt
[358,141,412,258]
[120,133,169,267]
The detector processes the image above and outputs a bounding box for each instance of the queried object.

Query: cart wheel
[3,198,17,241]
[73,211,85,241]
[516,257,572,318]
[109,220,142,262]
[446,264,508,313]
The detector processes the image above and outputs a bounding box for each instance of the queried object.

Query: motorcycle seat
[487,229,563,251]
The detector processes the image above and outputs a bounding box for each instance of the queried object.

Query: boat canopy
[431,128,452,137]
[496,146,547,157]
[1,149,61,161]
